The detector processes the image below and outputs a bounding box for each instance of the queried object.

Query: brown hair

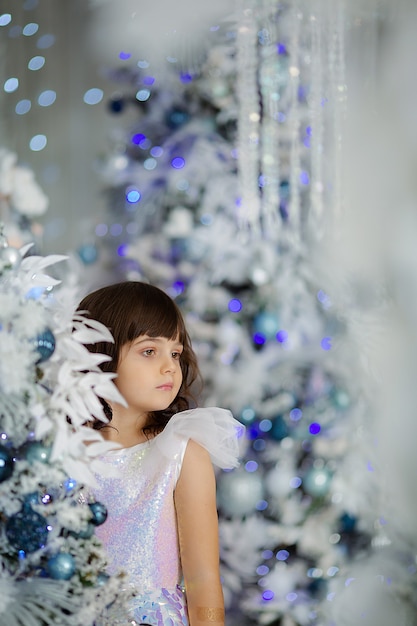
[77,281,201,435]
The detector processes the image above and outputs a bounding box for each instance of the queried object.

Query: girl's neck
[102,406,150,447]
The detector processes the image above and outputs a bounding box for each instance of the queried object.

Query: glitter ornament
[22,441,51,464]
[47,552,76,580]
[6,507,49,553]
[217,469,264,517]
[0,245,20,269]
[0,444,14,482]
[303,467,332,498]
[34,328,56,363]
[89,501,108,526]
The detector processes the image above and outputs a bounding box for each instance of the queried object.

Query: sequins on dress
[92,408,244,626]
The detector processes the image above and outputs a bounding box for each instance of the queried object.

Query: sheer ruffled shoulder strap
[154,407,245,469]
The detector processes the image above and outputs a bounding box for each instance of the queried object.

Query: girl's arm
[174,439,225,626]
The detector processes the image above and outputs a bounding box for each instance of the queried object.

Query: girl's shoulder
[155,407,245,470]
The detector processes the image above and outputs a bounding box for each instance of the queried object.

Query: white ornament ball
[217,469,264,517]
[0,246,20,268]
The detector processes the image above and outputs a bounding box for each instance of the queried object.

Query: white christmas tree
[0,233,128,625]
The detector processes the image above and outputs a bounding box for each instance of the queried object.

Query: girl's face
[115,334,183,416]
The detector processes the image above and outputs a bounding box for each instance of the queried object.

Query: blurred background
[1,1,417,624]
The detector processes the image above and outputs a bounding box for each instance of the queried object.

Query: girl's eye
[172,352,182,360]
[143,349,155,356]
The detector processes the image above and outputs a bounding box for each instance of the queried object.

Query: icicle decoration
[258,0,281,235]
[327,0,347,222]
[234,0,348,242]
[308,2,326,238]
[235,0,261,234]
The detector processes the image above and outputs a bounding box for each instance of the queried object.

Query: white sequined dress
[92,408,243,626]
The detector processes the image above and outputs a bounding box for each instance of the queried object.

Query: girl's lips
[157,383,173,390]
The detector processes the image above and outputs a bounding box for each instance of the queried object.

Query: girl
[77,281,243,626]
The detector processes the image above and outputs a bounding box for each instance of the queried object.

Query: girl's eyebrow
[133,336,183,347]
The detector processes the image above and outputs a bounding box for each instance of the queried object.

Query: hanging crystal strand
[235,0,261,235]
[287,2,302,245]
[259,0,281,239]
[308,0,326,240]
[328,0,347,224]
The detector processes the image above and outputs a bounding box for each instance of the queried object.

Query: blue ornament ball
[47,552,76,580]
[0,444,14,482]
[22,441,51,464]
[77,243,98,265]
[303,467,332,498]
[339,512,357,533]
[108,96,125,114]
[6,508,49,553]
[89,501,108,526]
[217,470,264,517]
[34,328,55,363]
[166,107,190,130]
[253,312,279,340]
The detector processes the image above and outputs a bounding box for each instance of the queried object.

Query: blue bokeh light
[28,55,45,70]
[0,14,12,26]
[83,88,103,105]
[245,461,258,473]
[276,329,288,343]
[171,157,185,169]
[4,77,19,93]
[15,99,31,115]
[300,170,310,185]
[29,134,47,151]
[136,89,151,102]
[253,332,266,345]
[228,298,242,313]
[276,549,289,561]
[38,90,56,106]
[23,22,38,36]
[262,590,274,601]
[119,51,131,60]
[309,422,321,435]
[37,33,55,49]
[321,337,332,350]
[289,408,302,422]
[126,188,141,203]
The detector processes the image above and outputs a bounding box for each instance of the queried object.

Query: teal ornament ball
[331,388,351,410]
[89,501,108,526]
[34,328,55,363]
[47,553,76,580]
[74,522,95,539]
[270,415,289,441]
[0,444,14,482]
[303,467,332,498]
[77,243,98,265]
[22,441,51,464]
[217,470,264,517]
[253,312,279,340]
[6,508,49,553]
